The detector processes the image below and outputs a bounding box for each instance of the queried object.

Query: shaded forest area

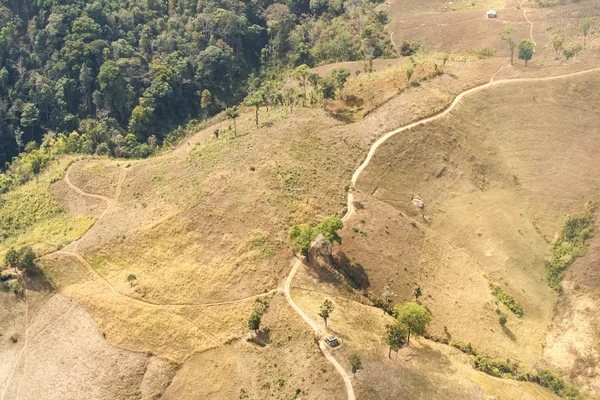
[0,0,393,169]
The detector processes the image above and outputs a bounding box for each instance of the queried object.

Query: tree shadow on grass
[332,250,370,290]
[249,328,271,347]
[502,325,517,342]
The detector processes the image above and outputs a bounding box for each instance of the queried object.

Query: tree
[564,47,575,61]
[79,64,94,114]
[442,54,449,73]
[225,106,239,136]
[320,77,336,110]
[294,64,314,107]
[18,246,36,270]
[315,216,343,245]
[413,285,422,300]
[248,298,269,334]
[248,309,262,333]
[551,34,564,60]
[127,274,137,286]
[288,224,313,257]
[331,67,351,99]
[386,323,407,357]
[406,67,414,85]
[288,216,343,258]
[581,18,594,48]
[319,299,334,327]
[5,248,20,270]
[518,39,535,66]
[498,312,507,326]
[245,91,264,127]
[394,302,431,346]
[500,26,519,65]
[200,89,212,110]
[21,103,39,140]
[349,354,362,378]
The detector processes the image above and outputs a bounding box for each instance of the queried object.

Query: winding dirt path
[523,8,536,45]
[283,65,600,400]
[59,163,278,307]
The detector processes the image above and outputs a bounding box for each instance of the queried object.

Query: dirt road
[284,64,600,400]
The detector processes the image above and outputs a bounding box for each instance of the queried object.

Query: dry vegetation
[2,1,600,399]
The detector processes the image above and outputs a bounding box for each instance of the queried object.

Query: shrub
[472,355,518,378]
[400,40,420,56]
[497,310,507,326]
[490,283,524,317]
[547,202,594,290]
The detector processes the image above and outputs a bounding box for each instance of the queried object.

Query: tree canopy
[386,322,407,357]
[288,216,343,257]
[0,0,394,168]
[518,39,535,66]
[393,302,431,346]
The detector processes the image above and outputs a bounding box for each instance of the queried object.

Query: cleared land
[2,1,600,398]
[342,71,600,378]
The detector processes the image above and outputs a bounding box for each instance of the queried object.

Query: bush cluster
[547,202,595,290]
[490,283,524,317]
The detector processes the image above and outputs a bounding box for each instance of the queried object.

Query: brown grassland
[2,0,600,398]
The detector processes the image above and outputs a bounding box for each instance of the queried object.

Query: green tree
[248,298,269,334]
[294,64,314,107]
[288,224,314,257]
[349,354,362,378]
[551,34,564,59]
[320,77,336,110]
[331,67,351,99]
[386,323,407,357]
[245,90,264,127]
[315,216,343,245]
[442,54,449,73]
[319,298,334,327]
[201,89,212,110]
[498,311,507,326]
[5,248,20,270]
[79,64,94,114]
[97,60,133,123]
[288,216,343,257]
[394,302,431,346]
[225,106,239,136]
[21,103,39,140]
[129,105,154,138]
[18,246,36,270]
[581,18,594,48]
[564,47,575,61]
[248,309,262,333]
[518,39,535,66]
[500,26,519,65]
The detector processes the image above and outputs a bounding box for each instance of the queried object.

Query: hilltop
[2,0,600,399]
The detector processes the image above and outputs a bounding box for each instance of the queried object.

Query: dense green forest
[0,0,393,175]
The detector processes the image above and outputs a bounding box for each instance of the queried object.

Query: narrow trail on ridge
[37,161,272,398]
[523,8,536,45]
[53,163,277,307]
[283,59,600,400]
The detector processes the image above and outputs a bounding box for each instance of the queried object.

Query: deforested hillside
[2,0,600,399]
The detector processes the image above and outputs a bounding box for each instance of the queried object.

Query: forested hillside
[0,0,393,168]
